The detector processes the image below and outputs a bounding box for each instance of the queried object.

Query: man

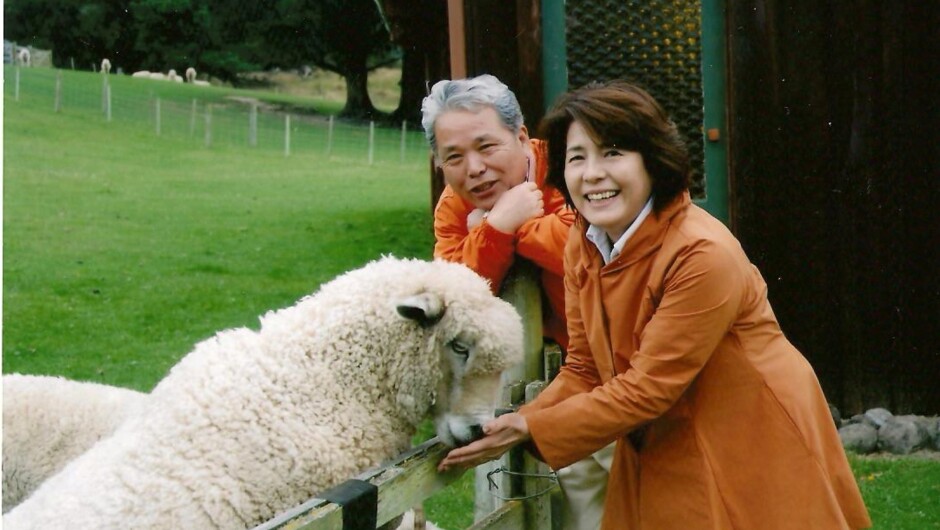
[422,75,612,530]
[421,74,572,349]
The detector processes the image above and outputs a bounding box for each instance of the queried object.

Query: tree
[380,0,450,124]
[257,0,399,119]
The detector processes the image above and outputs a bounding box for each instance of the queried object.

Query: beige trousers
[555,442,616,530]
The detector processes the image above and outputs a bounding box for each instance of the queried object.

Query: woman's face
[564,120,653,241]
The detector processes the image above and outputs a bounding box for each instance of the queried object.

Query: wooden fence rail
[253,262,561,530]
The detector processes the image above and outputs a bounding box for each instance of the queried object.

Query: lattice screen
[565,0,705,196]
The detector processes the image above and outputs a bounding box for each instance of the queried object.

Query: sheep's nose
[454,424,485,447]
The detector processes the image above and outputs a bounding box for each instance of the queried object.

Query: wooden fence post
[284,115,291,157]
[204,105,213,148]
[249,103,258,147]
[190,99,197,137]
[473,261,546,525]
[368,121,375,165]
[54,71,62,113]
[326,115,334,158]
[105,83,112,122]
[155,98,161,136]
[400,120,407,164]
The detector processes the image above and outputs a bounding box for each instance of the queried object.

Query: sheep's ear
[396,293,445,327]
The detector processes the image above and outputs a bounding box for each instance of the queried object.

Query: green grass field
[4,67,939,530]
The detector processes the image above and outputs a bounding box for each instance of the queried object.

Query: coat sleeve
[433,189,517,294]
[523,239,746,470]
[519,232,600,413]
[514,188,575,276]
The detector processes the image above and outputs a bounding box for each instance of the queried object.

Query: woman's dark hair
[539,80,691,213]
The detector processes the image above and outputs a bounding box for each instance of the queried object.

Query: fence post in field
[101,75,107,113]
[249,103,258,147]
[400,120,407,164]
[368,121,375,165]
[105,83,112,122]
[155,98,162,136]
[284,114,291,157]
[14,67,20,101]
[190,99,197,137]
[326,115,334,158]
[204,105,213,148]
[54,71,62,112]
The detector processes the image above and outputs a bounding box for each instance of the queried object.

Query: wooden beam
[447,0,467,78]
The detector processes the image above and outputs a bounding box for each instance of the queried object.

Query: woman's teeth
[587,191,618,201]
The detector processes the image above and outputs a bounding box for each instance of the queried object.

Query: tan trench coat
[519,192,870,529]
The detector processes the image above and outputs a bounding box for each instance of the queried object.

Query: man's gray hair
[421,74,525,156]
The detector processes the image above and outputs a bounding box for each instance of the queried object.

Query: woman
[438,81,871,529]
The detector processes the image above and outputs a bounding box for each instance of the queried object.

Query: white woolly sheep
[167,69,183,83]
[4,256,523,530]
[2,375,442,530]
[2,374,147,512]
[16,48,30,67]
[185,66,197,82]
[131,70,150,78]
[100,58,111,75]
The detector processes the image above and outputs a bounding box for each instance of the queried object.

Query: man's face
[434,107,530,211]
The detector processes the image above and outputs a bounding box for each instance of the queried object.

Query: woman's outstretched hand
[438,413,532,472]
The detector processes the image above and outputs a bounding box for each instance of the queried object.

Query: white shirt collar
[585,197,654,264]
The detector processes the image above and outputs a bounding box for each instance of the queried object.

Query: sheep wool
[4,256,524,529]
[2,374,147,512]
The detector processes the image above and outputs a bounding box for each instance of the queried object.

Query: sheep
[131,70,151,78]
[16,48,30,67]
[2,374,147,512]
[185,66,197,83]
[2,377,444,530]
[4,256,523,529]
[100,58,111,75]
[167,68,183,83]
[148,71,167,80]
[193,79,212,87]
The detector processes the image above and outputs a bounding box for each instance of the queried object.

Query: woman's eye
[566,155,584,164]
[604,149,622,157]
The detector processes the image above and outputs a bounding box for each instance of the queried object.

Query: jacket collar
[578,191,691,271]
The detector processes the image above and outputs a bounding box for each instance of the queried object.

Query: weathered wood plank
[252,438,464,530]
[467,501,525,530]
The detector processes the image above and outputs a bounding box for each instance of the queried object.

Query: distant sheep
[100,58,111,75]
[185,66,196,83]
[167,69,183,83]
[2,374,147,512]
[131,70,150,78]
[16,48,30,67]
[4,257,523,529]
[148,71,167,80]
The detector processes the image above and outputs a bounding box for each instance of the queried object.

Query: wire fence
[5,66,433,167]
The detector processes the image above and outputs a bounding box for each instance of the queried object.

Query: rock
[864,407,893,428]
[920,416,940,451]
[828,403,842,428]
[878,415,930,455]
[839,423,878,454]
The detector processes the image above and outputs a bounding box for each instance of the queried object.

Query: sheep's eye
[450,339,471,359]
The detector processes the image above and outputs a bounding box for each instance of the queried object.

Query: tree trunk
[340,65,377,119]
